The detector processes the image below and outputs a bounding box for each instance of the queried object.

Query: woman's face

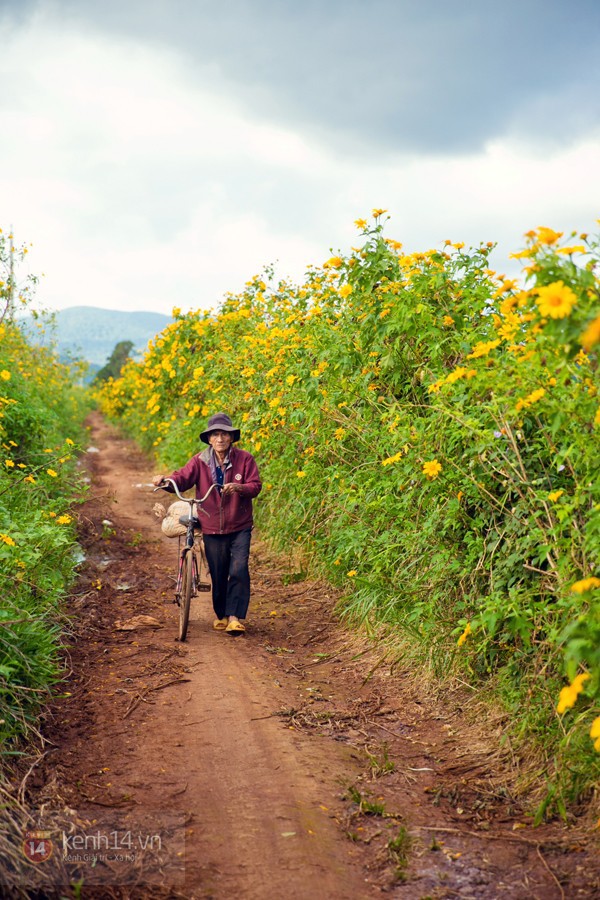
[208,430,233,454]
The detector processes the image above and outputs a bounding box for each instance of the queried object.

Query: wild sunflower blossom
[536,281,577,319]
[570,577,600,594]
[590,717,600,752]
[580,314,600,351]
[466,339,501,360]
[556,245,586,255]
[556,672,590,714]
[536,226,563,245]
[515,388,545,411]
[457,622,471,646]
[445,366,476,384]
[0,533,16,546]
[422,459,442,479]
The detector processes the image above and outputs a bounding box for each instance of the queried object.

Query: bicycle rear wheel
[179,550,194,641]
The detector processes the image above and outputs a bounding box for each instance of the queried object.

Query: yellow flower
[466,339,501,360]
[457,622,471,646]
[296,470,307,478]
[536,226,563,245]
[338,284,352,298]
[590,716,600,752]
[334,427,346,440]
[372,208,388,218]
[446,366,468,384]
[172,307,181,317]
[580,315,600,351]
[0,533,16,546]
[56,514,72,525]
[325,256,343,269]
[510,247,533,260]
[536,281,577,319]
[5,459,14,468]
[354,218,367,230]
[346,569,357,577]
[515,388,546,411]
[570,577,600,594]
[423,459,442,479]
[47,469,58,477]
[442,315,454,327]
[595,408,600,428]
[65,438,74,446]
[547,490,564,503]
[0,370,10,381]
[382,451,403,467]
[556,245,586,255]
[556,672,590,714]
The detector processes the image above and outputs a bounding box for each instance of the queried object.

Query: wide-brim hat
[199,412,241,444]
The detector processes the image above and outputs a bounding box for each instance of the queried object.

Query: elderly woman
[153,412,262,635]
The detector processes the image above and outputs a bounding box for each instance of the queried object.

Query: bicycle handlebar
[153,478,218,505]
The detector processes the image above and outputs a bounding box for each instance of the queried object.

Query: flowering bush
[0,235,90,749]
[98,214,600,814]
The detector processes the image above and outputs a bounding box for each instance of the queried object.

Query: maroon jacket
[166,446,261,535]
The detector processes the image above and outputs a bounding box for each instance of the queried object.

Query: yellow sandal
[213,618,228,631]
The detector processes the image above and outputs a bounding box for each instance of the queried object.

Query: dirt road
[26,412,600,898]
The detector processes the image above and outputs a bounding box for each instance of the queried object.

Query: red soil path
[25,412,600,898]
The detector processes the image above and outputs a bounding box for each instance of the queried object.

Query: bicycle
[154,478,217,641]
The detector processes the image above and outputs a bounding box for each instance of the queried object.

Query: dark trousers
[203,529,252,620]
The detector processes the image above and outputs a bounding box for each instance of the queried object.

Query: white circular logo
[235,473,242,481]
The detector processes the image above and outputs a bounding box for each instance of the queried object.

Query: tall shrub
[98,215,600,813]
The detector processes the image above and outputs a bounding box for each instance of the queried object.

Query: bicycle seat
[178,515,202,529]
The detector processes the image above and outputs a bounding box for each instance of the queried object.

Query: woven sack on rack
[161,500,189,538]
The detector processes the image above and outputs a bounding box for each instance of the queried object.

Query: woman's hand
[152,475,166,487]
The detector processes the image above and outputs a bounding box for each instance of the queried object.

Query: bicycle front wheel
[179,550,194,642]
[196,536,211,592]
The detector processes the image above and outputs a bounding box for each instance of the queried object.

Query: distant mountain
[22,306,172,368]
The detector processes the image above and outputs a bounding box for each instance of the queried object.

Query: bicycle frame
[154,479,217,639]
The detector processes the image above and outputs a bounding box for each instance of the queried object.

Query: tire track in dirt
[28,411,600,899]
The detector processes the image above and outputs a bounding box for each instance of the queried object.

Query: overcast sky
[2,0,599,316]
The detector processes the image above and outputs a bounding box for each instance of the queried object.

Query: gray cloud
[6,0,600,155]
